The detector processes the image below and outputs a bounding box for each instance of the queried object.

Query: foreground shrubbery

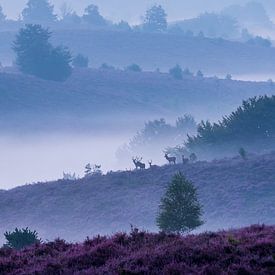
[0,225,274,274]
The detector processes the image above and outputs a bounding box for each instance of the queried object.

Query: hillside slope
[0,225,274,274]
[1,30,275,75]
[0,69,274,132]
[0,153,275,244]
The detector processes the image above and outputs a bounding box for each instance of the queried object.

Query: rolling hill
[1,29,275,75]
[0,69,274,132]
[0,152,275,245]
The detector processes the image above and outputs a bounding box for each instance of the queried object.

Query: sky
[0,0,275,23]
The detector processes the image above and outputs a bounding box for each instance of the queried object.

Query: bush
[125,64,142,72]
[169,64,183,80]
[13,24,72,81]
[4,227,41,250]
[156,173,204,234]
[239,148,247,160]
[72,54,89,68]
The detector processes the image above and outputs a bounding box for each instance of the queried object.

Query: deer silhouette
[164,153,176,164]
[148,160,158,169]
[132,157,146,169]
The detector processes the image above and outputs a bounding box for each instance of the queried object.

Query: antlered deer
[165,153,176,164]
[132,157,146,169]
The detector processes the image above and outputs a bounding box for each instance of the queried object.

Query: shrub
[239,148,247,160]
[156,173,204,234]
[13,24,72,81]
[169,64,183,80]
[72,54,89,68]
[125,64,142,72]
[4,227,41,250]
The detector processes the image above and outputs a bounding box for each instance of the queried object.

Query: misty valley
[0,1,275,274]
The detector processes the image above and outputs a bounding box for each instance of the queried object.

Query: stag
[164,153,176,164]
[132,157,146,169]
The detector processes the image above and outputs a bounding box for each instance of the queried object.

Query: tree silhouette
[143,5,167,32]
[157,173,204,234]
[13,24,72,81]
[82,5,107,27]
[22,0,57,24]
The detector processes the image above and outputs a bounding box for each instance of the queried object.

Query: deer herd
[132,153,195,170]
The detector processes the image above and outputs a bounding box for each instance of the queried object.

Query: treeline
[182,96,275,158]
[0,0,271,45]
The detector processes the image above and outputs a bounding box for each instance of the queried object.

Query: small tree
[82,4,107,27]
[4,227,41,250]
[143,5,167,32]
[169,64,183,80]
[72,54,89,68]
[126,64,142,72]
[156,173,204,234]
[189,153,198,163]
[13,24,72,81]
[196,70,204,78]
[239,147,247,160]
[22,0,57,24]
[226,74,232,80]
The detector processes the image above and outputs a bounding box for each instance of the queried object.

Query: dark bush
[169,64,183,80]
[125,64,142,72]
[72,54,89,68]
[4,227,41,250]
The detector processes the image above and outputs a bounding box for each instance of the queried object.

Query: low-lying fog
[0,133,135,190]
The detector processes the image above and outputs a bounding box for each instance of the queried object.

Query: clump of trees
[4,228,41,250]
[156,173,204,234]
[185,96,275,157]
[125,64,142,72]
[13,24,72,81]
[72,54,89,68]
[169,65,194,80]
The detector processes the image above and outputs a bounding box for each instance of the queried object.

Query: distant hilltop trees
[0,1,272,45]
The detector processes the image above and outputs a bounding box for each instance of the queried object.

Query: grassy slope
[0,225,274,274]
[2,29,275,74]
[0,69,274,131]
[0,153,275,244]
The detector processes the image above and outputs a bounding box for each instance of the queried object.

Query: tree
[156,173,204,234]
[72,54,89,68]
[13,24,72,81]
[196,70,204,78]
[143,5,167,32]
[22,0,57,24]
[239,147,247,160]
[82,5,107,27]
[169,64,183,80]
[125,64,142,72]
[4,227,41,250]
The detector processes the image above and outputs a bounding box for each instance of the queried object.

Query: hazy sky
[1,0,275,23]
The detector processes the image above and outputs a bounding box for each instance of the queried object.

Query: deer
[132,157,146,169]
[164,153,176,164]
[148,160,158,169]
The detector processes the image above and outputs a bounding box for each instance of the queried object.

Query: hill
[0,69,274,132]
[0,152,275,244]
[1,29,275,75]
[0,225,274,274]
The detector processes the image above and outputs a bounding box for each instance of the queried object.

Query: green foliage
[186,96,275,155]
[169,64,183,80]
[72,54,89,68]
[13,24,72,81]
[22,0,57,24]
[4,227,41,250]
[156,173,204,234]
[125,64,142,72]
[143,5,167,32]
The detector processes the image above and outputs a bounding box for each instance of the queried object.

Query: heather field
[0,225,274,274]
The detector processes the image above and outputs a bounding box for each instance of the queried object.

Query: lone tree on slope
[156,173,204,234]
